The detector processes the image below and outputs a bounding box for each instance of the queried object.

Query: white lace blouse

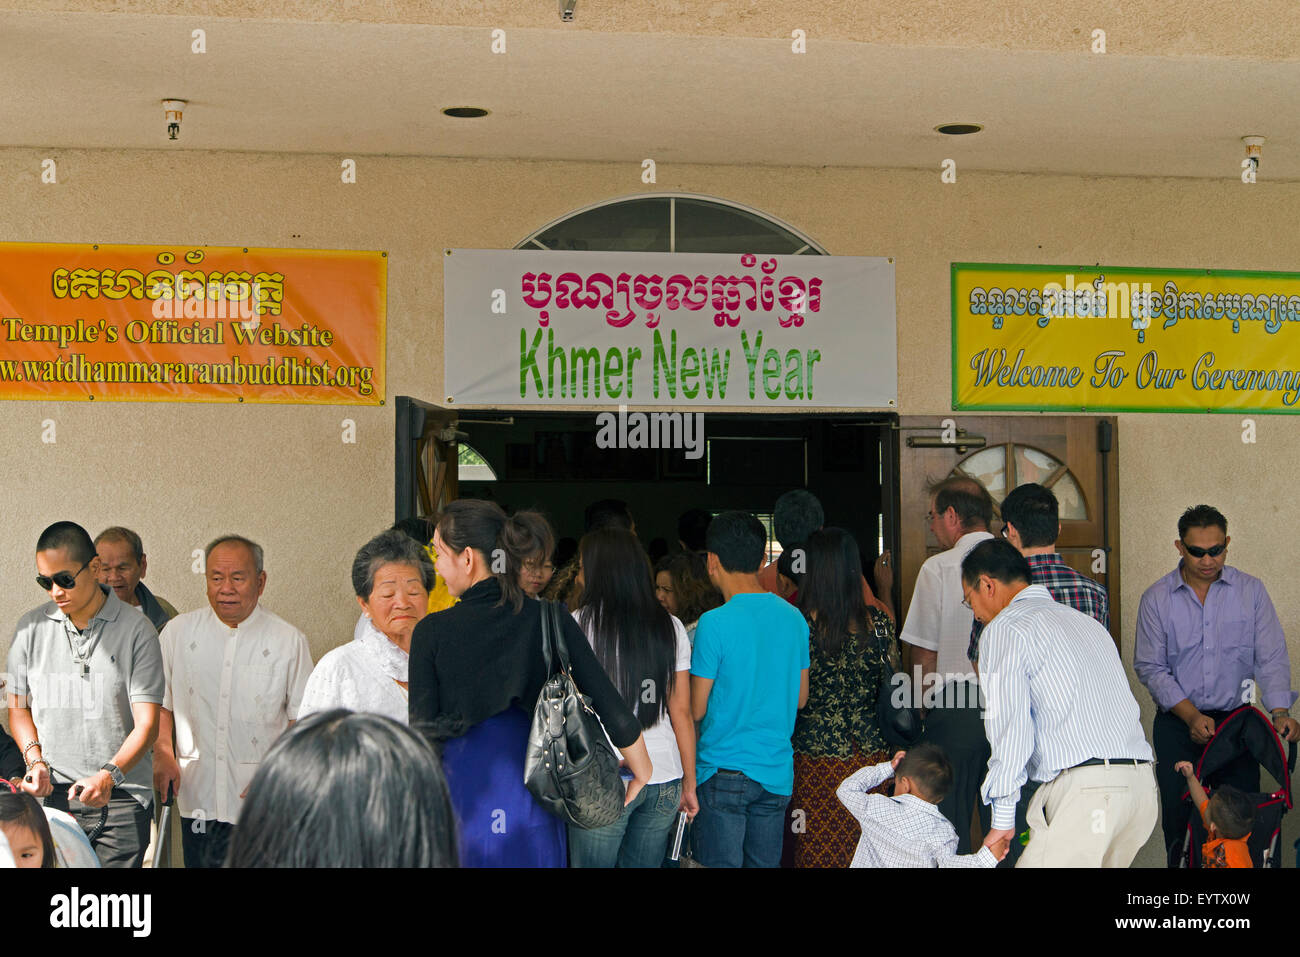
[297,615,410,725]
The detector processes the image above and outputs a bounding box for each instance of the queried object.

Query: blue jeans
[693,770,789,868]
[568,779,683,868]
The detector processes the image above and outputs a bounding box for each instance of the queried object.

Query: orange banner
[0,243,385,404]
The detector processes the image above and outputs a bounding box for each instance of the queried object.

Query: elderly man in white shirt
[152,535,313,868]
[899,476,995,853]
[966,539,1157,868]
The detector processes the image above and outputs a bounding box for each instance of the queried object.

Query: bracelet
[22,740,41,760]
[26,759,48,773]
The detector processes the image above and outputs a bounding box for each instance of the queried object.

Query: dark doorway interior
[447,410,896,586]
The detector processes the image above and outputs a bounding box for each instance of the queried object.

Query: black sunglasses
[36,558,92,592]
[1182,542,1226,559]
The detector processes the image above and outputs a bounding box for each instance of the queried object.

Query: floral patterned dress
[790,607,893,868]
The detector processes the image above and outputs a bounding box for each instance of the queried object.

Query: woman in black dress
[409,500,651,868]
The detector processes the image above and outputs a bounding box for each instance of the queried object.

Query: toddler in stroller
[1168,704,1295,868]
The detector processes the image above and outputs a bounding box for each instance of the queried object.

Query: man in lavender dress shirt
[1135,504,1300,859]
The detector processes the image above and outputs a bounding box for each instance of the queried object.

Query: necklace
[64,622,92,678]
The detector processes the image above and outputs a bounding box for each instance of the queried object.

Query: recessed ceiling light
[935,123,983,135]
[442,107,490,119]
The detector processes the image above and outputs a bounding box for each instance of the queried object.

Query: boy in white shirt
[838,743,1010,868]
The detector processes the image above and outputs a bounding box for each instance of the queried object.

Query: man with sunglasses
[1135,504,1300,861]
[6,521,163,867]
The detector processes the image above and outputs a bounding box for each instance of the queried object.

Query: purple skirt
[439,706,567,868]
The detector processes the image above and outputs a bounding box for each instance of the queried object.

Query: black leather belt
[1069,757,1152,769]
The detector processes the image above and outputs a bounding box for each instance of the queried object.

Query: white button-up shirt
[837,760,998,868]
[160,604,314,824]
[900,530,994,679]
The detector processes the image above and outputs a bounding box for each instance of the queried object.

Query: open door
[896,415,1120,645]
[394,396,462,524]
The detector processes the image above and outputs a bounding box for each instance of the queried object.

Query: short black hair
[1209,784,1254,840]
[352,528,436,599]
[896,743,953,803]
[1179,505,1227,540]
[677,508,713,552]
[94,526,145,563]
[1000,483,1059,549]
[777,542,805,589]
[584,499,633,534]
[36,522,96,565]
[930,476,993,531]
[391,516,437,546]
[773,490,823,549]
[705,510,766,574]
[961,539,1032,588]
[226,710,458,867]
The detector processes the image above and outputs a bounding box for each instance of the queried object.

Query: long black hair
[225,710,458,868]
[0,790,56,868]
[436,499,544,613]
[797,527,869,656]
[577,528,678,728]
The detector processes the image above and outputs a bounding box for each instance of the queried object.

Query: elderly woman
[298,529,435,724]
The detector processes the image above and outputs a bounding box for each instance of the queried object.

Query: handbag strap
[539,598,555,675]
[539,599,575,678]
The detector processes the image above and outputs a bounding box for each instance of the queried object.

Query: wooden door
[394,396,461,523]
[895,415,1120,644]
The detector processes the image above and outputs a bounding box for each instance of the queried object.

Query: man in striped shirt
[968,482,1110,665]
[964,540,1157,867]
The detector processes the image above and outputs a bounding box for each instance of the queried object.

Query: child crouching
[837,743,1010,868]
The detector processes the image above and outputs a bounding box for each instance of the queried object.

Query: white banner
[443,249,896,408]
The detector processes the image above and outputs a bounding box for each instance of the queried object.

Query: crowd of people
[1,482,1295,869]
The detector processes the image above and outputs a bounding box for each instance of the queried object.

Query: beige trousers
[1016,762,1158,868]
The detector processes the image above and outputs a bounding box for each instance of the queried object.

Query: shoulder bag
[524,599,625,829]
[870,608,924,750]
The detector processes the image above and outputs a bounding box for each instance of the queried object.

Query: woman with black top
[790,527,893,868]
[409,500,651,868]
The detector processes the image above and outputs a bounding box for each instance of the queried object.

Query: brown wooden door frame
[894,415,1120,646]
[394,396,461,524]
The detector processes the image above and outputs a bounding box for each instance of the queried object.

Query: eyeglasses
[1182,542,1226,559]
[961,587,974,610]
[36,558,92,592]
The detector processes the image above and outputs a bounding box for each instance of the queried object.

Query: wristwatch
[100,762,125,787]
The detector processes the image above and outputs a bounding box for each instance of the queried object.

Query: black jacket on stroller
[1169,704,1296,868]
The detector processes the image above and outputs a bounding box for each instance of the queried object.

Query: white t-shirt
[899,530,994,680]
[572,609,691,786]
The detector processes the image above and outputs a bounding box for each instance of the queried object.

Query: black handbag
[870,609,924,750]
[524,599,625,829]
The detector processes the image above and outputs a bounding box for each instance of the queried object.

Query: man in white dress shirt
[900,476,994,852]
[965,539,1157,867]
[152,535,313,868]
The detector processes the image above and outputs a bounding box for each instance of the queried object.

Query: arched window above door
[515,194,828,255]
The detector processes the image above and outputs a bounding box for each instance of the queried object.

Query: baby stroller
[1169,704,1295,868]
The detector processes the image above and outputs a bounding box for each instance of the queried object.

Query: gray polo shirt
[6,585,164,809]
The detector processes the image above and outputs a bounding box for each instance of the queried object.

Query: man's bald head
[929,476,993,533]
